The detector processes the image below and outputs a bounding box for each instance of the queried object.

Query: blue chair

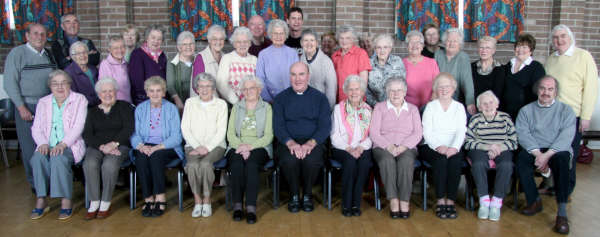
[325,159,382,211]
[421,159,472,211]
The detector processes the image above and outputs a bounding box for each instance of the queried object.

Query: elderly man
[51,14,100,69]
[545,24,598,195]
[515,76,576,235]
[3,24,57,192]
[273,62,331,213]
[248,15,272,57]
[284,7,304,55]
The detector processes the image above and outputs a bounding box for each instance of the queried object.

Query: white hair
[441,27,464,47]
[405,30,424,44]
[550,24,576,48]
[69,41,89,56]
[229,26,252,44]
[95,77,120,93]
[267,19,289,39]
[476,90,499,109]
[176,31,195,45]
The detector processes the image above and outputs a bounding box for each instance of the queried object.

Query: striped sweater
[464,111,517,152]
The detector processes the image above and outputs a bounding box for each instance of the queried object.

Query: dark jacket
[51,33,100,69]
[64,62,100,106]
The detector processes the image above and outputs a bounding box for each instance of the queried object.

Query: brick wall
[0,0,599,73]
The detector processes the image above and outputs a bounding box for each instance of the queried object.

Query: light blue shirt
[256,45,299,102]
[49,97,65,146]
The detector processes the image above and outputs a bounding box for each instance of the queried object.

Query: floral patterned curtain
[170,0,294,40]
[13,0,74,43]
[396,0,524,42]
[0,0,10,44]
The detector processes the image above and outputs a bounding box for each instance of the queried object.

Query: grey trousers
[184,147,226,197]
[373,147,417,201]
[83,146,129,201]
[468,150,513,198]
[30,148,74,199]
[15,103,37,188]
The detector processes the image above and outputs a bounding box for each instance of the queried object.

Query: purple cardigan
[64,62,100,106]
[127,48,167,105]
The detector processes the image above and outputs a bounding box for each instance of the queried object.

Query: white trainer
[478,205,489,220]
[191,204,202,218]
[201,204,212,217]
[488,207,501,221]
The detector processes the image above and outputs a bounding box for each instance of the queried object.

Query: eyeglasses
[72,51,88,57]
[179,43,194,48]
[234,40,251,45]
[50,82,69,88]
[242,87,259,92]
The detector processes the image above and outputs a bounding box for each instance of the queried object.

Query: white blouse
[422,99,467,150]
[330,104,372,150]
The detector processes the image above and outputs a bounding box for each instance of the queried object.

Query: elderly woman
[471,36,505,99]
[420,72,467,219]
[82,77,134,220]
[167,31,196,111]
[321,32,337,57]
[226,75,273,224]
[29,70,88,220]
[332,25,372,102]
[99,36,131,103]
[256,19,300,102]
[128,25,167,105]
[366,34,406,107]
[464,90,517,221]
[370,77,422,219]
[182,73,227,218]
[359,32,375,58]
[331,75,373,217]
[403,30,440,108]
[64,41,100,106]
[216,27,257,105]
[121,24,139,62]
[191,25,225,97]
[421,23,442,58]
[130,76,183,217]
[434,28,476,114]
[501,33,545,121]
[300,29,337,108]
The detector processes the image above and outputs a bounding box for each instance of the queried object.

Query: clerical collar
[294,87,307,95]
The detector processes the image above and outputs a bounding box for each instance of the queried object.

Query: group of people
[2,7,598,234]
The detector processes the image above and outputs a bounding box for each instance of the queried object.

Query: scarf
[340,99,371,144]
[141,42,163,63]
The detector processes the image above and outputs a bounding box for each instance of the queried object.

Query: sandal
[152,202,167,217]
[446,205,458,219]
[30,206,50,220]
[58,208,73,220]
[142,202,154,217]
[435,205,447,219]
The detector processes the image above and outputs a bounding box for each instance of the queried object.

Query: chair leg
[178,170,184,212]
[327,169,332,210]
[0,128,10,168]
[423,170,428,211]
[85,183,89,209]
[513,178,519,211]
[272,168,279,209]
[374,176,381,211]
[226,171,232,212]
[322,167,327,207]
[130,170,136,210]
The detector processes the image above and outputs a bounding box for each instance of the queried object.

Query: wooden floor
[1,151,599,237]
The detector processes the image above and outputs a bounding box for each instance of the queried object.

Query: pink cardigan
[369,101,423,149]
[31,91,88,163]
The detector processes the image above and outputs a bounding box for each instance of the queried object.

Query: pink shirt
[99,54,132,103]
[403,57,439,108]
[369,100,423,149]
[331,45,372,102]
[31,91,88,163]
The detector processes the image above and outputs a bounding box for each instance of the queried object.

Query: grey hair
[432,72,457,91]
[143,76,166,92]
[207,25,226,40]
[441,27,464,47]
[478,36,497,49]
[405,30,425,44]
[342,75,367,95]
[550,24,576,48]
[143,24,165,42]
[229,26,252,44]
[476,90,499,109]
[240,75,264,90]
[60,14,79,25]
[176,31,195,45]
[108,35,124,48]
[95,77,119,94]
[267,19,289,39]
[69,41,89,56]
[300,29,317,42]
[47,70,72,87]
[373,34,394,48]
[193,73,217,92]
[26,23,46,33]
[336,25,357,42]
[384,76,408,96]
[533,75,560,95]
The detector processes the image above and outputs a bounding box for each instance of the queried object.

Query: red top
[331,45,372,102]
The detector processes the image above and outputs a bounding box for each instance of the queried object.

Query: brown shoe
[97,208,111,219]
[84,210,97,220]
[521,199,543,216]
[553,216,569,234]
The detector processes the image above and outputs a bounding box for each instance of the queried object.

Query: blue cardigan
[130,99,184,161]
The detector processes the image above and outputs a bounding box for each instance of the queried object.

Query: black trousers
[420,145,464,201]
[332,148,372,209]
[569,118,582,195]
[277,141,324,196]
[227,148,268,206]
[516,149,570,205]
[133,146,179,198]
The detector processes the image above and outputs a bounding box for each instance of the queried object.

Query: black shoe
[152,202,167,217]
[399,211,410,219]
[352,207,361,216]
[302,194,314,212]
[246,212,257,224]
[342,208,352,217]
[142,202,154,217]
[390,211,401,219]
[232,210,243,221]
[288,195,301,213]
